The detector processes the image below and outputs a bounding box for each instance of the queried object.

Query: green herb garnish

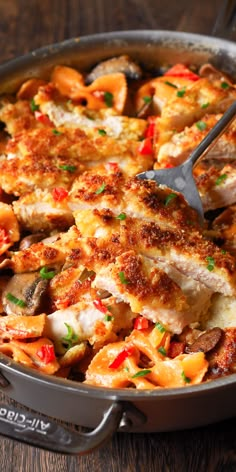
[215,173,227,186]
[52,129,62,135]
[116,213,127,220]
[118,271,130,285]
[143,96,152,104]
[165,193,177,206]
[98,129,107,136]
[62,323,78,349]
[176,88,186,97]
[59,165,77,173]
[221,249,226,255]
[164,81,177,88]
[206,256,215,272]
[40,266,56,280]
[104,91,114,107]
[196,121,207,131]
[221,81,230,89]
[181,371,191,383]
[158,346,167,356]
[104,314,113,322]
[6,293,26,308]
[155,322,166,333]
[95,182,106,194]
[201,102,209,109]
[30,98,39,112]
[132,369,152,379]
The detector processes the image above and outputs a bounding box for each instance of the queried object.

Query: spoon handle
[183,101,236,170]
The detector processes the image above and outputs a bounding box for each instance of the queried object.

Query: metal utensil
[138,101,236,222]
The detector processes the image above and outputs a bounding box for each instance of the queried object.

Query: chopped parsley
[206,256,215,272]
[59,165,77,173]
[181,371,191,383]
[164,81,177,88]
[52,129,62,135]
[104,91,114,107]
[62,323,78,349]
[104,314,113,322]
[6,293,26,308]
[196,121,207,131]
[201,102,209,109]
[30,98,39,112]
[98,129,107,136]
[215,173,227,186]
[176,88,186,97]
[40,266,56,280]
[155,322,166,333]
[221,81,230,89]
[142,96,152,104]
[132,369,152,378]
[158,346,167,356]
[95,182,106,194]
[221,249,226,255]
[118,271,130,285]
[116,213,127,220]
[165,193,177,206]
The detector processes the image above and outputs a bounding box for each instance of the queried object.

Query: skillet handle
[0,402,124,455]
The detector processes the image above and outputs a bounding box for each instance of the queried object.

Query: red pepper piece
[35,111,53,126]
[52,187,68,202]
[109,345,134,369]
[168,341,185,358]
[93,298,108,314]
[36,344,56,364]
[107,162,119,171]
[164,163,174,168]
[0,227,10,245]
[133,316,149,330]
[164,63,199,81]
[138,138,153,155]
[144,116,156,139]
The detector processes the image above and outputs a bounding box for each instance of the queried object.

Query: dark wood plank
[0,1,235,471]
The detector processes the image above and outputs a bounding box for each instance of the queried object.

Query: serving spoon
[138,101,236,222]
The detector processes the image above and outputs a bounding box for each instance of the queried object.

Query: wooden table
[0,0,236,470]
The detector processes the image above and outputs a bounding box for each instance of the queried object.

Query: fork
[137,101,236,223]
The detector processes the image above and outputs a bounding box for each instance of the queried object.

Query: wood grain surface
[0,1,236,471]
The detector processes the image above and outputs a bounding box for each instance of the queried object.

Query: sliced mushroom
[186,327,222,353]
[86,55,142,83]
[2,272,48,316]
[19,232,48,250]
[199,63,233,84]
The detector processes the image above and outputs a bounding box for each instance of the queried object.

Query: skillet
[0,30,236,454]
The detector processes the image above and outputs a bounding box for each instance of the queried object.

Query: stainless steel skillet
[0,30,236,455]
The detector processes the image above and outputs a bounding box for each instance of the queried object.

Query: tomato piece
[133,316,149,330]
[164,63,199,81]
[35,111,54,126]
[168,341,185,358]
[109,345,134,369]
[93,298,108,314]
[138,138,153,155]
[36,344,56,364]
[52,187,68,202]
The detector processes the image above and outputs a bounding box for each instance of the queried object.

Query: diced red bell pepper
[52,187,68,202]
[138,138,153,155]
[164,163,174,168]
[36,344,56,364]
[133,316,149,330]
[93,298,108,314]
[109,345,135,369]
[35,111,53,126]
[168,341,185,358]
[0,227,10,245]
[144,122,155,139]
[107,162,119,171]
[164,63,199,81]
